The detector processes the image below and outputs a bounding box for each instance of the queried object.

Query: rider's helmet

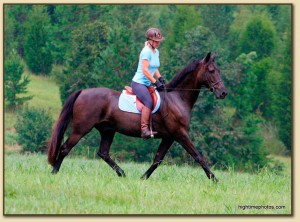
[146,28,165,42]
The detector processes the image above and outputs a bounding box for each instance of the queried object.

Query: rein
[162,71,223,92]
[163,88,203,91]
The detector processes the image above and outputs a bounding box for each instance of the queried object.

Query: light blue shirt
[132,46,160,86]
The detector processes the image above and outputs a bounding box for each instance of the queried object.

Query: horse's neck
[175,71,201,110]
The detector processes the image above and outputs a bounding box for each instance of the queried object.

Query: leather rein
[162,70,223,92]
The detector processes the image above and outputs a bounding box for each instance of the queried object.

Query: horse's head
[198,52,228,99]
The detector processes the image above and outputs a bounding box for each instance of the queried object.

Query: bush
[15,107,54,153]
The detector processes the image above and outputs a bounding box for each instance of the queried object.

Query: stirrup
[141,129,157,139]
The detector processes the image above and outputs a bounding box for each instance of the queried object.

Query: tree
[57,20,109,102]
[239,16,275,60]
[92,26,139,90]
[4,50,32,110]
[4,6,16,57]
[4,5,32,57]
[162,25,219,80]
[233,51,258,118]
[164,5,202,54]
[50,5,91,64]
[273,29,292,152]
[199,5,236,43]
[251,57,274,117]
[24,5,53,74]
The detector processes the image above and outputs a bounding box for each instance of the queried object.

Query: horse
[48,52,228,182]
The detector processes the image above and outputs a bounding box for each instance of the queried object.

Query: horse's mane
[166,58,202,89]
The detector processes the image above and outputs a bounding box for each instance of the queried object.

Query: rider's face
[151,40,160,49]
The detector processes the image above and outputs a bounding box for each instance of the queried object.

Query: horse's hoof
[213,177,219,183]
[209,173,219,183]
[51,168,59,174]
[211,175,219,183]
[116,169,126,177]
[140,173,149,180]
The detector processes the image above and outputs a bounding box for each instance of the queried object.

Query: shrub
[15,107,54,153]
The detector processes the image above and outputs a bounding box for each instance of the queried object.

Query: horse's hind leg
[51,132,83,174]
[97,130,125,177]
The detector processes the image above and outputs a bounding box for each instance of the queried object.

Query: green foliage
[232,52,258,117]
[14,107,54,153]
[4,50,32,110]
[162,25,219,80]
[58,20,109,102]
[24,5,53,74]
[92,25,140,90]
[4,5,32,57]
[49,5,91,64]
[199,5,236,43]
[228,114,269,171]
[251,57,274,117]
[272,29,292,152]
[189,93,270,172]
[164,5,202,53]
[239,16,275,59]
[4,7,16,57]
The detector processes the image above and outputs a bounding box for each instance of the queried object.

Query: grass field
[4,72,292,215]
[4,154,291,215]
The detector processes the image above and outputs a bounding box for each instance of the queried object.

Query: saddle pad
[118,90,161,114]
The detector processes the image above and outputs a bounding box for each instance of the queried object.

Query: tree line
[4,4,292,172]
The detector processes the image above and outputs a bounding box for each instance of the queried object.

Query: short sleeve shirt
[132,46,160,86]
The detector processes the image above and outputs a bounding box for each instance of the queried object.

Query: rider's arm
[142,60,156,84]
[154,69,161,79]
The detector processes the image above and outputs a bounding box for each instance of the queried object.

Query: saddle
[123,86,158,112]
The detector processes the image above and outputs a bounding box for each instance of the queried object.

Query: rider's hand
[158,76,166,85]
[153,80,164,90]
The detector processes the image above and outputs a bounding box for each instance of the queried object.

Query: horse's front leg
[141,138,174,180]
[97,130,126,177]
[177,131,218,182]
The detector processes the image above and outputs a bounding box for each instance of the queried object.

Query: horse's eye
[208,64,214,73]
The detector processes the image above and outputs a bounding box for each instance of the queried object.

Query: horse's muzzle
[215,88,228,99]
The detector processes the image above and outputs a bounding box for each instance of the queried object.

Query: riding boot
[141,107,157,139]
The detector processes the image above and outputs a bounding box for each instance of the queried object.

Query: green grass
[4,154,291,215]
[5,73,61,129]
[4,111,16,131]
[23,73,62,119]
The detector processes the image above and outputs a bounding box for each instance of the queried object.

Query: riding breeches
[131,81,153,110]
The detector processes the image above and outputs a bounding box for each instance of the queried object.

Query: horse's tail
[48,90,82,167]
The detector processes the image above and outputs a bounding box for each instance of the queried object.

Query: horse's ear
[211,52,217,61]
[204,52,211,64]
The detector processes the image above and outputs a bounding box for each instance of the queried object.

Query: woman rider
[131,28,166,139]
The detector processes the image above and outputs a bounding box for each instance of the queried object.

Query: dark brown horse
[48,52,227,182]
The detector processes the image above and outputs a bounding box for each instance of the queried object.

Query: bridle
[203,69,223,93]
